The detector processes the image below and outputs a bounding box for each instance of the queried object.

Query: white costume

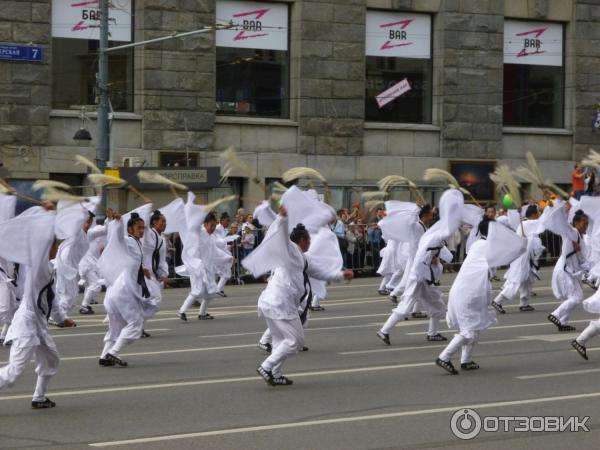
[439,222,525,369]
[244,215,345,382]
[0,207,62,403]
[52,199,97,320]
[379,190,465,341]
[544,201,590,327]
[494,219,545,309]
[177,192,232,319]
[98,215,159,362]
[0,195,18,341]
[78,224,107,311]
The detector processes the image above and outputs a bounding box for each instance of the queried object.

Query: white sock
[379,276,390,291]
[179,293,198,314]
[494,294,505,305]
[381,312,403,334]
[577,323,600,345]
[439,334,467,362]
[110,337,135,356]
[312,295,321,308]
[101,341,113,358]
[32,375,51,402]
[199,297,213,316]
[0,323,8,340]
[427,317,440,336]
[217,277,228,292]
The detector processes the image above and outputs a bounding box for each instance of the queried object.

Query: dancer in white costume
[78,220,107,315]
[244,210,353,386]
[376,190,465,345]
[52,199,97,323]
[177,192,232,321]
[0,204,76,408]
[381,202,435,320]
[545,202,591,332]
[0,194,18,344]
[214,212,233,297]
[436,219,525,374]
[492,205,544,314]
[98,210,159,367]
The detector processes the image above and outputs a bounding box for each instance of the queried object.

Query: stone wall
[0,0,51,177]
[296,0,365,156]
[139,0,216,152]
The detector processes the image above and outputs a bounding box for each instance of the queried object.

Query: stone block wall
[139,0,216,152]
[0,0,51,177]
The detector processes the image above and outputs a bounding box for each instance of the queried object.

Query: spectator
[241,224,256,258]
[585,168,596,196]
[331,210,347,254]
[367,222,383,272]
[345,224,358,269]
[484,204,497,221]
[572,163,585,200]
[354,217,367,269]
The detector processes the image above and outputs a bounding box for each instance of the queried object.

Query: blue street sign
[0,44,43,62]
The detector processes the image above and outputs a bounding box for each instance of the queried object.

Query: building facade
[1,0,600,211]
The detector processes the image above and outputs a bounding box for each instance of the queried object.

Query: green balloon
[503,193,513,208]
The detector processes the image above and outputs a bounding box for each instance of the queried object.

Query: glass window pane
[51,38,134,112]
[365,56,432,123]
[503,64,564,128]
[216,47,289,118]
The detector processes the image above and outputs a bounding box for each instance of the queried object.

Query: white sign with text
[216,1,288,51]
[504,20,563,66]
[366,11,431,58]
[51,0,132,41]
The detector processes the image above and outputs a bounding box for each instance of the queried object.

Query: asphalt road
[1,268,600,450]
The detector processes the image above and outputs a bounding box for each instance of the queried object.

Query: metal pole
[96,0,110,210]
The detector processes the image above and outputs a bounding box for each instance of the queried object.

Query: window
[51,0,133,111]
[503,20,564,128]
[365,12,432,123]
[215,1,289,118]
[159,152,199,168]
[52,39,134,112]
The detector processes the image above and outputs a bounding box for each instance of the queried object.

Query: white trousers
[381,282,445,336]
[576,319,600,345]
[0,341,59,401]
[438,330,481,364]
[378,274,391,291]
[101,311,144,358]
[260,316,304,378]
[81,269,103,308]
[551,293,584,325]
[385,269,404,291]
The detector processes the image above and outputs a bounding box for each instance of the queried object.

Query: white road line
[88,389,600,447]
[51,329,170,339]
[0,362,433,402]
[0,343,258,365]
[517,368,600,380]
[402,318,589,336]
[199,323,380,339]
[339,338,526,355]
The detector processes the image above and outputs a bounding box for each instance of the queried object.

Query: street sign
[0,44,44,62]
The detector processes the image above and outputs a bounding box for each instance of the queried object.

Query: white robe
[0,195,18,327]
[447,222,526,333]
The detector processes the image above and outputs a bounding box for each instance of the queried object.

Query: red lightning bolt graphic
[380,41,413,50]
[516,27,547,38]
[232,8,270,41]
[71,20,88,31]
[379,19,413,29]
[71,0,99,7]
[515,27,548,57]
[233,8,269,20]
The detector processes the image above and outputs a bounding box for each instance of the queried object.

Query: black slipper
[436,358,458,375]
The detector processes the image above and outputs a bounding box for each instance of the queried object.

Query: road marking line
[402,319,588,336]
[339,338,526,355]
[88,389,600,446]
[51,329,170,339]
[517,368,600,380]
[0,362,433,402]
[199,323,380,339]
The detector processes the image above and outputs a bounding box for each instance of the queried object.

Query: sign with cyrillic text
[376,78,411,108]
[504,20,563,66]
[366,11,431,58]
[216,1,288,51]
[51,0,132,42]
